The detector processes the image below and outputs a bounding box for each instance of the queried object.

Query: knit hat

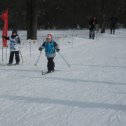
[12,29,17,34]
[46,34,52,40]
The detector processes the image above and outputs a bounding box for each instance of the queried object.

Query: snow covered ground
[0,29,126,126]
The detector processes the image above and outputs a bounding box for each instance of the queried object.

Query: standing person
[110,16,117,34]
[89,16,97,39]
[2,29,21,65]
[39,34,60,73]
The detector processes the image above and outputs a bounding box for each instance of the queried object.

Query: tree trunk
[101,14,106,33]
[26,0,38,39]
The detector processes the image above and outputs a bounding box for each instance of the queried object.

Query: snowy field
[0,29,126,126]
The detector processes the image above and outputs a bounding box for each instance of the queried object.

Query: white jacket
[9,35,21,51]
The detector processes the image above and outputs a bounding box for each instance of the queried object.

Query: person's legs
[110,26,113,34]
[50,58,55,71]
[92,29,95,39]
[47,57,55,72]
[47,58,51,72]
[9,51,14,64]
[111,24,115,34]
[113,25,115,34]
[15,51,20,64]
[89,30,92,39]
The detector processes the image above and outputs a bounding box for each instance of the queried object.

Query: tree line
[0,0,126,39]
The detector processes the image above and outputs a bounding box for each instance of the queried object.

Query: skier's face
[46,38,51,42]
[46,35,52,42]
[12,33,16,36]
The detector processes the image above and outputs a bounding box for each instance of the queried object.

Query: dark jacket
[110,17,117,25]
[89,17,97,30]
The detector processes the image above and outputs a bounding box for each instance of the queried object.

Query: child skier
[2,29,21,65]
[39,34,60,73]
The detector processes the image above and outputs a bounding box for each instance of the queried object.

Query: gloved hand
[56,49,60,52]
[39,47,42,51]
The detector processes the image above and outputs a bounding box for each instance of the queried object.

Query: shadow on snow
[1,95,126,112]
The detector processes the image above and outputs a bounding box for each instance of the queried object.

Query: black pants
[110,24,115,34]
[47,57,55,71]
[89,29,95,39]
[9,51,20,64]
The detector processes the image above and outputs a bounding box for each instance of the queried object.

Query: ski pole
[58,52,71,67]
[6,47,7,60]
[34,52,42,66]
[29,40,31,58]
[19,50,24,63]
[2,46,4,62]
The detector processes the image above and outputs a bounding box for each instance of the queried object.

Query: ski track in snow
[0,29,126,126]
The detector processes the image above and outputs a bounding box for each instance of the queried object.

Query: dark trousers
[89,29,95,39]
[9,51,20,64]
[110,24,115,34]
[47,57,55,71]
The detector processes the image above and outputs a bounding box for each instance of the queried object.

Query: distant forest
[0,0,126,30]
